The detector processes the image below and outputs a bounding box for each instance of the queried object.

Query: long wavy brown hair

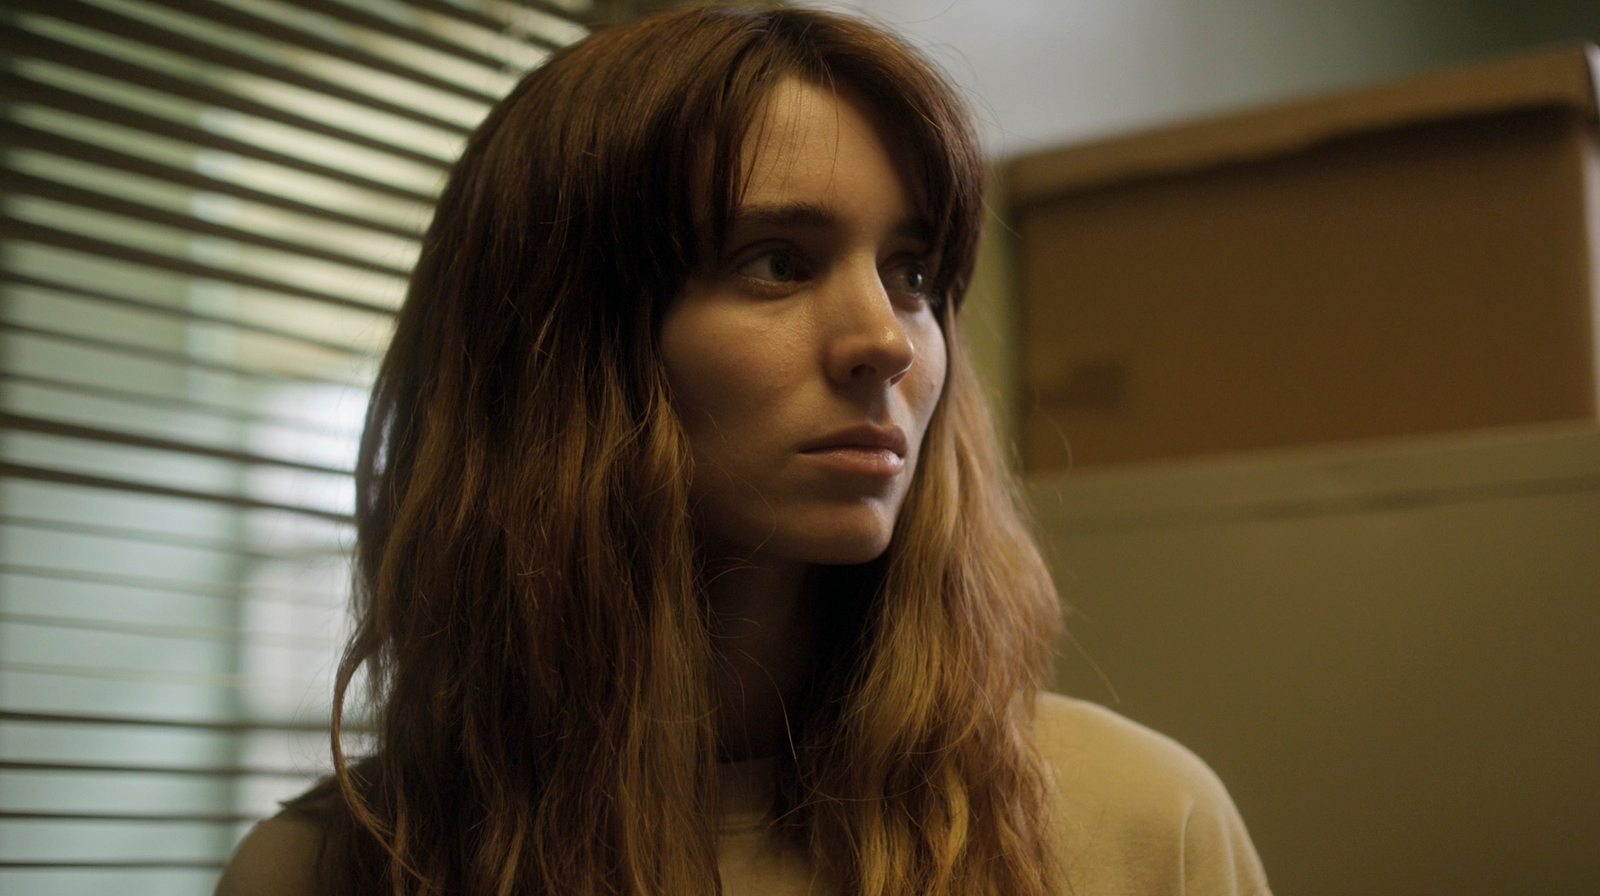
[295,6,1062,896]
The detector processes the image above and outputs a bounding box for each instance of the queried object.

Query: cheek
[660,303,729,423]
[659,302,796,440]
[909,322,949,431]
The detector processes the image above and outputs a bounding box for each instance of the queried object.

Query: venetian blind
[0,0,589,891]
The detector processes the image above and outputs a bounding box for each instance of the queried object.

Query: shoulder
[213,809,327,896]
[1032,692,1228,806]
[1032,693,1272,896]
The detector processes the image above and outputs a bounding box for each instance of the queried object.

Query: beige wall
[1027,424,1600,896]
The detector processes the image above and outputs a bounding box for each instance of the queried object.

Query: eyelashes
[735,249,804,284]
[730,247,938,309]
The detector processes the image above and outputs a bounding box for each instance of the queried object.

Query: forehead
[734,79,926,223]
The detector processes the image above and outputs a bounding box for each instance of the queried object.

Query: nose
[824,262,916,387]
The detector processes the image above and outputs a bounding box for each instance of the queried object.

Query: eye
[736,250,803,284]
[885,260,933,303]
[900,266,926,293]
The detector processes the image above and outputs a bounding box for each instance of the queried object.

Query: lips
[797,425,909,477]
[799,424,909,458]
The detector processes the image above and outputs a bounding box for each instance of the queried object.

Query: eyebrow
[727,200,934,245]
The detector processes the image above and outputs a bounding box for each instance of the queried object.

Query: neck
[703,556,817,761]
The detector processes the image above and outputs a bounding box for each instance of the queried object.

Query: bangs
[687,11,985,311]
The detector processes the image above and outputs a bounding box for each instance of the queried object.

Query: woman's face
[660,79,948,568]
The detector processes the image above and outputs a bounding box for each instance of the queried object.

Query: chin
[784,508,898,566]
[803,535,893,567]
[706,499,904,567]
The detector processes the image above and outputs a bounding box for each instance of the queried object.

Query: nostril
[829,313,915,385]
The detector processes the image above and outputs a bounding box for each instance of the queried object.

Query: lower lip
[801,447,905,476]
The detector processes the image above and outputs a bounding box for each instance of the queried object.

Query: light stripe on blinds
[0,0,590,889]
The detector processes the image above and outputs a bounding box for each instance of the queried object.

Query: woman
[218,6,1270,896]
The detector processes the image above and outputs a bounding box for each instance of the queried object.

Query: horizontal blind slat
[1,219,401,317]
[0,169,415,280]
[1,271,387,357]
[0,461,356,523]
[0,860,229,869]
[1,320,372,388]
[2,562,343,606]
[0,810,264,822]
[1,120,428,239]
[271,0,560,63]
[0,759,309,777]
[0,708,356,733]
[17,0,487,130]
[0,610,334,650]
[132,0,504,101]
[2,71,441,204]
[0,23,464,169]
[405,0,593,35]
[0,411,356,476]
[1,659,326,689]
[0,513,348,561]
[0,372,361,440]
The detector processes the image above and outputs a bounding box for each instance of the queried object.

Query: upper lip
[799,424,908,458]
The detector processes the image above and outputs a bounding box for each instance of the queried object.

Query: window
[0,0,590,891]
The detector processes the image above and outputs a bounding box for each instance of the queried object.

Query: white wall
[806,0,1600,158]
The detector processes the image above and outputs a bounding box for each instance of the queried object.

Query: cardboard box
[1009,44,1600,471]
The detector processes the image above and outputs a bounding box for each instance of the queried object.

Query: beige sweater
[217,694,1270,896]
